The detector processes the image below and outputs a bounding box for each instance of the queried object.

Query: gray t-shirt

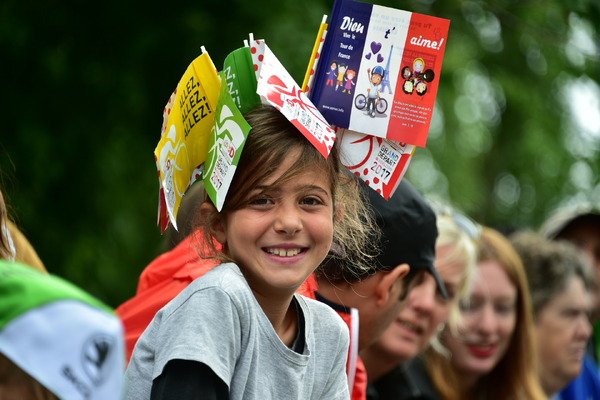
[125,263,350,399]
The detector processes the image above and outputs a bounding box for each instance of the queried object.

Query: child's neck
[277,301,299,347]
[254,291,298,347]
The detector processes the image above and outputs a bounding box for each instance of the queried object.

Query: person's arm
[150,359,229,400]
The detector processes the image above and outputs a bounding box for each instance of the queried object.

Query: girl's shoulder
[159,263,254,316]
[294,294,350,360]
[184,262,247,293]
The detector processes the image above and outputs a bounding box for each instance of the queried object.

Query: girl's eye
[249,197,272,206]
[300,196,323,206]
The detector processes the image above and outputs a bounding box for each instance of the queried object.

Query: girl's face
[217,148,335,297]
[444,260,517,384]
[374,243,466,362]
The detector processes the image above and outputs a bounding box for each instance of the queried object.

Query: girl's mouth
[265,248,304,257]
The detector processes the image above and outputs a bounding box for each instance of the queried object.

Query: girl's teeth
[268,248,301,257]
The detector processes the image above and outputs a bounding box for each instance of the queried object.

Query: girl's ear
[200,202,227,245]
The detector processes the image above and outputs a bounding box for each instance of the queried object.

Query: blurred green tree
[398,0,600,232]
[0,0,598,306]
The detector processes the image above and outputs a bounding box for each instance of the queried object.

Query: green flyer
[203,71,252,210]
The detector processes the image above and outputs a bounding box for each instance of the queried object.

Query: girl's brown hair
[193,105,377,277]
[425,227,547,400]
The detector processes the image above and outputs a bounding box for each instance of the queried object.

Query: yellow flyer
[155,51,221,232]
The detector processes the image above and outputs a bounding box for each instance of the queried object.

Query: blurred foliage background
[1,0,598,307]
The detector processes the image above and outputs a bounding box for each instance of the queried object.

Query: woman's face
[444,260,517,384]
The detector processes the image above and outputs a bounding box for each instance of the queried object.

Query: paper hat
[0,261,125,400]
[364,179,448,298]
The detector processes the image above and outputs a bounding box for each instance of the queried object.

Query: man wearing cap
[540,203,600,400]
[313,178,446,400]
[0,260,125,400]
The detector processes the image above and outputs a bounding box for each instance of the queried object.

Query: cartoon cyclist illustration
[366,66,383,117]
[354,65,388,118]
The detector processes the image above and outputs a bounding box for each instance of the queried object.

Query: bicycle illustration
[355,65,388,117]
[354,93,388,115]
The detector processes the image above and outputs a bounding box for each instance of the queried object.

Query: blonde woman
[425,227,547,400]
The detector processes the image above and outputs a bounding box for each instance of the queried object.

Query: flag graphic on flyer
[309,0,450,148]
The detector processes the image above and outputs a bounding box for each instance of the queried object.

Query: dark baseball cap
[364,179,447,298]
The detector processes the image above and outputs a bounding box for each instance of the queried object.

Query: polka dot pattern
[339,129,415,199]
[250,39,264,81]
[305,35,326,95]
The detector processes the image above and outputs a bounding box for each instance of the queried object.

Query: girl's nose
[273,204,302,235]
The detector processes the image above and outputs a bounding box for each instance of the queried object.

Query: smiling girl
[124,105,376,400]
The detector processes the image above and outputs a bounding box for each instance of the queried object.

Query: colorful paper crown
[155,0,450,232]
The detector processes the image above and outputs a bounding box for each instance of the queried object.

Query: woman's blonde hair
[425,227,547,400]
[434,213,477,329]
[194,105,378,277]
